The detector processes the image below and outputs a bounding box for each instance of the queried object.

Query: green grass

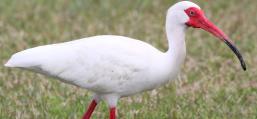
[0,0,257,119]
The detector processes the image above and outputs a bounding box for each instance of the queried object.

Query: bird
[5,1,246,119]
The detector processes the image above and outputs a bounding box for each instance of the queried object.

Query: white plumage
[4,1,196,118]
[6,35,176,96]
[5,1,245,119]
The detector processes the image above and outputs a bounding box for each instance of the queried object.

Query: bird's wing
[5,35,163,93]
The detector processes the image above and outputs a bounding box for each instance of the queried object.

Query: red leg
[82,100,97,119]
[109,107,116,119]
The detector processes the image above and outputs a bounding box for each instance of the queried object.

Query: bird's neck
[165,21,187,74]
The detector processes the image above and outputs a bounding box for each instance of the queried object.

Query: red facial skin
[184,7,229,41]
[184,7,246,71]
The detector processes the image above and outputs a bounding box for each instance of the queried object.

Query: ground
[0,0,256,119]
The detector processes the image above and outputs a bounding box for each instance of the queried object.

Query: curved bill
[197,15,246,71]
[223,39,246,71]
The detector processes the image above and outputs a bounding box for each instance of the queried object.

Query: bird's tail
[5,52,30,68]
[4,58,16,67]
[4,48,41,68]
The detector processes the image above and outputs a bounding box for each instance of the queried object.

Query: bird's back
[5,35,168,95]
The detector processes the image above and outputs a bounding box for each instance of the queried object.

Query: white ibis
[5,1,246,119]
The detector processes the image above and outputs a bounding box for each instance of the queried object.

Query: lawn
[0,0,256,119]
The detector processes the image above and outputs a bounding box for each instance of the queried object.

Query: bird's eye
[189,11,195,16]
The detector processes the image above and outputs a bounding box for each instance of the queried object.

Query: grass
[0,0,256,118]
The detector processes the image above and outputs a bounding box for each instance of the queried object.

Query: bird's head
[167,1,246,71]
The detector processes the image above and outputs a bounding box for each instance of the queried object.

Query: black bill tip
[224,40,246,71]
